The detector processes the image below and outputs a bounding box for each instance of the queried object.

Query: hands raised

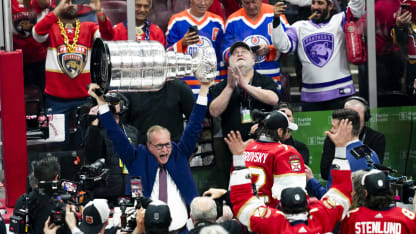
[325,119,353,147]
[224,131,254,155]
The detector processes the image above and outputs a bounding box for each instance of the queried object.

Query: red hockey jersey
[340,206,416,234]
[33,11,99,99]
[230,168,352,233]
[244,141,306,208]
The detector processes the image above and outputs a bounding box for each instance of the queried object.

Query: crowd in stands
[8,0,416,233]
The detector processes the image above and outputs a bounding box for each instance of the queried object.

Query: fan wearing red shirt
[97,0,165,45]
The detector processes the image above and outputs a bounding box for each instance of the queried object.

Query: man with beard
[97,0,165,45]
[271,0,365,111]
[209,41,279,185]
[32,0,100,115]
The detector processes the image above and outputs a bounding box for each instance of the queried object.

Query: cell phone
[189,25,199,34]
[350,145,373,159]
[130,176,143,198]
[251,45,261,52]
[61,180,79,193]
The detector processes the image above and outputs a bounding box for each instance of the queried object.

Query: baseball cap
[144,200,172,232]
[280,187,307,210]
[230,41,252,55]
[362,169,390,195]
[80,199,110,234]
[264,110,298,131]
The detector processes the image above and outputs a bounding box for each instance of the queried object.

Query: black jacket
[83,123,138,205]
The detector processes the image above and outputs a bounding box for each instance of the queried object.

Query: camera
[390,177,416,204]
[119,177,152,232]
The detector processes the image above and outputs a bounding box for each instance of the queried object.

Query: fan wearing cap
[306,109,381,200]
[209,41,279,185]
[226,116,354,233]
[340,169,416,233]
[132,201,172,234]
[241,110,305,208]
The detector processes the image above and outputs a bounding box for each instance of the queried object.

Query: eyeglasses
[150,142,172,150]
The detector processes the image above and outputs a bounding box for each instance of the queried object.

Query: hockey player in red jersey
[340,169,416,234]
[244,110,305,208]
[227,118,354,233]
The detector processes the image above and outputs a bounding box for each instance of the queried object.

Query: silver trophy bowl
[91,39,217,92]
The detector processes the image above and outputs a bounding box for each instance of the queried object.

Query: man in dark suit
[88,81,210,233]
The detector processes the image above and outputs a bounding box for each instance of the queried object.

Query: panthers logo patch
[302,33,334,68]
[57,44,88,79]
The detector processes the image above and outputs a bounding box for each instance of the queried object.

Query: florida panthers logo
[243,35,269,63]
[57,44,88,79]
[303,33,334,67]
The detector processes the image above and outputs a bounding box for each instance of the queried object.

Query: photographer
[82,93,138,206]
[13,156,71,234]
[132,200,172,234]
[43,199,111,234]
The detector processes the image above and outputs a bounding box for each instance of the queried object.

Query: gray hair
[200,225,229,234]
[190,197,217,224]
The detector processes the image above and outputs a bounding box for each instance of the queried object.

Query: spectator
[320,96,386,180]
[357,0,411,100]
[340,169,416,233]
[32,0,100,115]
[199,225,228,234]
[242,110,305,208]
[12,0,48,91]
[209,41,278,186]
[97,0,165,45]
[272,0,365,111]
[307,108,380,199]
[73,0,99,23]
[209,41,279,141]
[148,0,189,32]
[132,200,172,234]
[88,80,210,232]
[222,0,290,91]
[166,0,225,95]
[188,196,241,234]
[276,102,310,164]
[43,199,111,234]
[14,156,71,234]
[123,79,195,144]
[225,117,353,233]
[82,93,138,205]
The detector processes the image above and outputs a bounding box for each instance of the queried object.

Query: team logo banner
[302,33,334,68]
[57,45,88,79]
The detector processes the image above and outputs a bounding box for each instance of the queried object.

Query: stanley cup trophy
[90,39,217,92]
